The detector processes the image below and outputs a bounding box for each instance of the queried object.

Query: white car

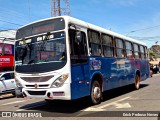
[0,71,16,95]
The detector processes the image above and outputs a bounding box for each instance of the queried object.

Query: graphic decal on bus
[90,59,101,70]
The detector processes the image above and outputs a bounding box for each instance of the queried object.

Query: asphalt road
[0,74,160,120]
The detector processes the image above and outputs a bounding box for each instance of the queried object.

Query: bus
[14,16,149,104]
[0,38,14,71]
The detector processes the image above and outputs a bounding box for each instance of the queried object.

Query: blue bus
[14,16,149,104]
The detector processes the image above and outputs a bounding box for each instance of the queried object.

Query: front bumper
[22,84,71,100]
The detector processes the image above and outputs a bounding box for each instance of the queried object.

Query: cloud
[116,0,139,6]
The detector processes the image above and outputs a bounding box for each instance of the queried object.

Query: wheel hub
[93,87,101,99]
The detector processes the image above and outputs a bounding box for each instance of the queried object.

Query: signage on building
[0,56,14,67]
[0,43,13,55]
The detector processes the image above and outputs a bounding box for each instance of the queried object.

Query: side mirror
[0,77,5,81]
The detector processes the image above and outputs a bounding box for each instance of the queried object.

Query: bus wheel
[90,80,102,104]
[12,92,16,96]
[45,99,53,103]
[135,74,140,90]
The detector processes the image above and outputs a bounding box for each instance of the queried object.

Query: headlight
[15,78,23,87]
[51,74,69,88]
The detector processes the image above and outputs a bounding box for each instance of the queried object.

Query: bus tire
[45,99,53,103]
[135,74,140,90]
[12,92,16,96]
[90,80,102,105]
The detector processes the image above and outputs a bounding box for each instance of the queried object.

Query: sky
[0,0,160,48]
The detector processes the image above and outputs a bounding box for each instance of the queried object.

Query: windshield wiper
[28,59,35,64]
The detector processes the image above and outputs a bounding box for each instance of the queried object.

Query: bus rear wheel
[135,74,140,90]
[90,80,102,105]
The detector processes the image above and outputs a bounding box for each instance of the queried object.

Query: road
[0,74,160,120]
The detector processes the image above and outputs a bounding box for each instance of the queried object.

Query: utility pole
[51,0,70,17]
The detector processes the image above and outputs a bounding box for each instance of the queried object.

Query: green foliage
[149,52,157,61]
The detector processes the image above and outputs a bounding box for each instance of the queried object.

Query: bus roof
[17,16,146,46]
[66,16,146,46]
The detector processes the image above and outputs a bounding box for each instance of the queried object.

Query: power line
[0,27,15,30]
[129,36,160,39]
[124,24,160,34]
[0,7,42,21]
[133,25,160,32]
[0,19,23,26]
[129,36,160,42]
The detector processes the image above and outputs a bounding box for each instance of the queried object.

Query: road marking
[83,107,105,111]
[114,103,131,108]
[16,102,46,111]
[98,96,131,109]
[2,100,27,106]
[82,96,131,111]
[0,94,13,98]
[1,98,34,106]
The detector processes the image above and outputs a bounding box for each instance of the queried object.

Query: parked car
[0,71,16,95]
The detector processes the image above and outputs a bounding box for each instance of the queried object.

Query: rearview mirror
[0,77,5,81]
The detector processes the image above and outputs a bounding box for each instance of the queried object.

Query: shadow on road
[102,84,148,101]
[19,84,149,116]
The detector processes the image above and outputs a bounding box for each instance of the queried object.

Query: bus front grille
[26,85,49,88]
[21,76,54,82]
[27,91,46,95]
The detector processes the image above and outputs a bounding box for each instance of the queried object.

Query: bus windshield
[15,31,66,73]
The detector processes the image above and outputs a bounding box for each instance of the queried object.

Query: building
[148,45,160,55]
[0,30,16,71]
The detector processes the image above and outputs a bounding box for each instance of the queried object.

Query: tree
[149,52,157,61]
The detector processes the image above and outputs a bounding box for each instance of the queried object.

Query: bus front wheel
[90,80,102,104]
[135,74,140,90]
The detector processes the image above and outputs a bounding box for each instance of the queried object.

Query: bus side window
[88,30,101,56]
[116,38,125,58]
[125,41,134,58]
[144,46,148,59]
[69,29,88,65]
[101,34,114,57]
[133,44,140,59]
[140,45,145,59]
